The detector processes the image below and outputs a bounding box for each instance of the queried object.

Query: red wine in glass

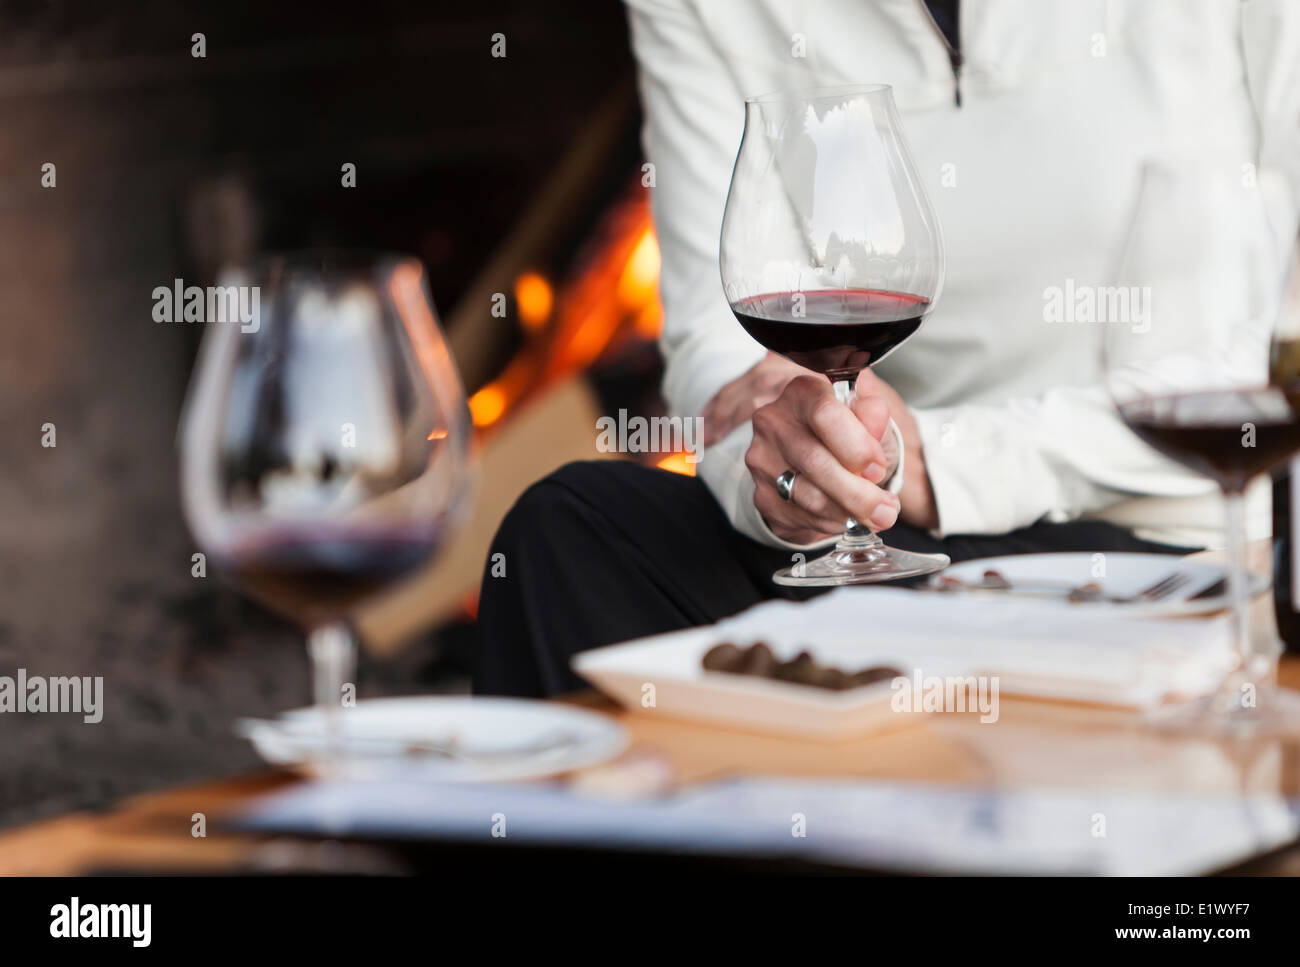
[1119,388,1300,494]
[214,520,446,630]
[731,289,928,382]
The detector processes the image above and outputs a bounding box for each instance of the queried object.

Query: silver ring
[775,469,798,502]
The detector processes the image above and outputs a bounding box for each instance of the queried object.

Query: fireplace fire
[464,184,693,476]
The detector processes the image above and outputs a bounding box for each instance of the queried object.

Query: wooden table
[2,661,1299,875]
[5,544,1300,876]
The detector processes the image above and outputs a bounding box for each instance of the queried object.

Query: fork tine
[1142,572,1192,601]
[1136,574,1177,599]
[1140,575,1177,598]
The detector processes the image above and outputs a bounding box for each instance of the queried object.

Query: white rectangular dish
[572,588,1233,738]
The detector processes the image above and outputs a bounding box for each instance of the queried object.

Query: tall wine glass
[179,252,474,759]
[1105,163,1300,736]
[719,84,947,585]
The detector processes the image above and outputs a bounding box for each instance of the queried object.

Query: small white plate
[240,696,629,783]
[940,552,1267,617]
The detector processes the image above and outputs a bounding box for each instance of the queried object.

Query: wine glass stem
[307,623,356,769]
[1222,488,1252,678]
[833,376,879,547]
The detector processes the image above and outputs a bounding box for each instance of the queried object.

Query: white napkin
[236,774,1298,876]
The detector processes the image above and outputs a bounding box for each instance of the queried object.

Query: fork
[924,569,1195,604]
[1107,570,1194,604]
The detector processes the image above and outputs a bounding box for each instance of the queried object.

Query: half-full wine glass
[179,252,474,761]
[720,84,947,585]
[1105,163,1300,736]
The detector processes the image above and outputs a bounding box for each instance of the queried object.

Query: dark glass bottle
[1272,460,1300,653]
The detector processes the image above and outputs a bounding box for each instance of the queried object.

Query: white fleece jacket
[626,0,1300,550]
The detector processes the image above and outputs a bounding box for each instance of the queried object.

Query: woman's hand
[701,352,809,446]
[701,352,939,539]
[744,375,900,544]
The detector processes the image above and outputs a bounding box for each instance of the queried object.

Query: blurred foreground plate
[239,697,628,782]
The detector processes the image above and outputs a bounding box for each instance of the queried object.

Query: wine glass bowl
[719,84,947,585]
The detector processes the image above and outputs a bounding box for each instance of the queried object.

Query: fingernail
[864,462,885,483]
[869,501,899,530]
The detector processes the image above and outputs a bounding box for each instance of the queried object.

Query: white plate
[941,552,1267,617]
[240,696,629,783]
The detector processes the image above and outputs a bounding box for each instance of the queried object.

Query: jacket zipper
[915,0,964,107]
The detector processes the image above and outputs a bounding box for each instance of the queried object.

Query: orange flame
[546,198,662,379]
[472,191,664,435]
[617,228,661,309]
[469,384,509,427]
[514,272,554,332]
[655,452,697,476]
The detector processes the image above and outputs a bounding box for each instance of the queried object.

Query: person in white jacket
[473,0,1300,697]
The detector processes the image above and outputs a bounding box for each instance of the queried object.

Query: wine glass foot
[1144,684,1300,739]
[772,542,949,587]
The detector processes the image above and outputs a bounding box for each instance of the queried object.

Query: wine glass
[719,84,948,585]
[179,251,474,761]
[1104,162,1300,736]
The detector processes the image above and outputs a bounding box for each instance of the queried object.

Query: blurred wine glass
[1105,163,1300,736]
[180,252,474,760]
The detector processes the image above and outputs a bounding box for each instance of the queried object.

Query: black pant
[473,461,1193,697]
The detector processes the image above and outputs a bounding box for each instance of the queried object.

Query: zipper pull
[950,50,964,107]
